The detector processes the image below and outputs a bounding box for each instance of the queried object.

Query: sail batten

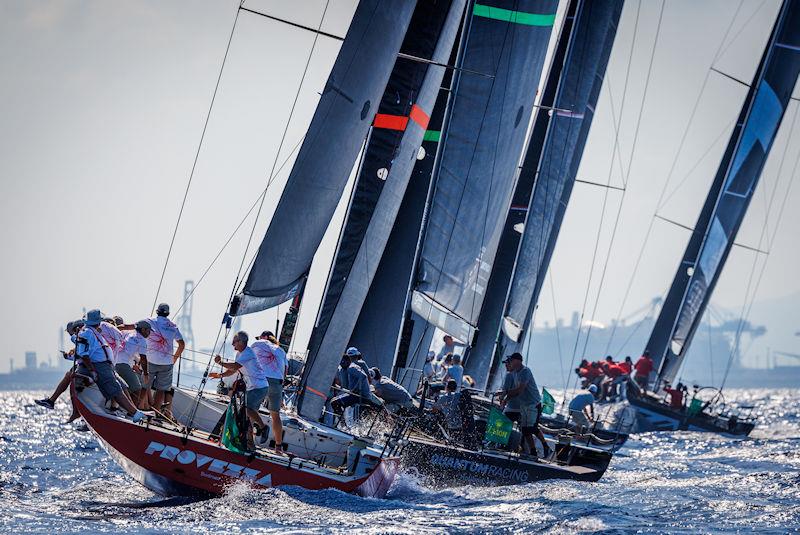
[647,0,800,387]
[233,0,418,316]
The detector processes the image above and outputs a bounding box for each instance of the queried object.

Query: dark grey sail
[404,0,559,380]
[231,0,417,316]
[297,0,465,420]
[645,0,800,388]
[472,0,624,392]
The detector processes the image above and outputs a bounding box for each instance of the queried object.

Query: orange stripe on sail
[305,385,328,400]
[373,113,409,131]
[409,104,430,129]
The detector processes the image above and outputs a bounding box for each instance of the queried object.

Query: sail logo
[429,453,529,483]
[144,441,273,487]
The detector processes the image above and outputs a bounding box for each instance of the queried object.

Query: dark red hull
[73,386,398,498]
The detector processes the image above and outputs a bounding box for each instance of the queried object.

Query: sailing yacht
[627,0,800,437]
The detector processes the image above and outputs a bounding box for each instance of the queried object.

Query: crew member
[370,367,413,411]
[634,351,654,392]
[443,353,464,392]
[35,320,85,422]
[568,384,597,430]
[114,320,151,409]
[331,357,374,419]
[663,382,686,410]
[431,379,463,439]
[346,347,370,381]
[75,309,147,422]
[209,331,270,447]
[143,303,185,419]
[497,353,551,458]
[252,331,287,453]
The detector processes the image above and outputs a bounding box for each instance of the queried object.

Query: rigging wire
[185,1,332,430]
[562,0,643,397]
[578,0,668,359]
[718,104,800,390]
[150,1,244,316]
[602,0,745,354]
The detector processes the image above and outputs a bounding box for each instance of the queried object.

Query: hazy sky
[1,0,798,373]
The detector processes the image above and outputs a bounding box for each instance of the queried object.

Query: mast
[230,0,417,316]
[396,0,560,388]
[645,0,800,389]
[296,0,466,420]
[474,0,625,392]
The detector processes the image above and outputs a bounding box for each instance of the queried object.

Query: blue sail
[296,0,466,420]
[232,0,417,315]
[646,0,800,387]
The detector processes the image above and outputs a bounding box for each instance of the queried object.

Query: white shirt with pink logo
[145,316,184,366]
[251,340,287,380]
[99,322,125,362]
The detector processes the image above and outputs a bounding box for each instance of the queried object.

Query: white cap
[588,384,598,394]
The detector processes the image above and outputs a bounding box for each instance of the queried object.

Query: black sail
[472,0,624,391]
[404,0,559,380]
[297,0,466,420]
[232,0,417,316]
[645,0,800,388]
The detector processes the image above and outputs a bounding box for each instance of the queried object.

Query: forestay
[646,0,800,387]
[232,0,417,315]
[297,0,465,420]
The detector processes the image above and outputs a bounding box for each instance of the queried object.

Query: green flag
[221,403,246,453]
[484,407,513,445]
[542,388,555,415]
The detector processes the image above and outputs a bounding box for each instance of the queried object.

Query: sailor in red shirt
[663,382,686,410]
[633,351,654,392]
[618,356,633,375]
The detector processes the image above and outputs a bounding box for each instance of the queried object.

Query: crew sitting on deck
[497,353,551,458]
[569,384,597,431]
[331,355,376,420]
[252,330,287,452]
[75,309,148,423]
[346,347,371,382]
[663,382,687,410]
[369,367,413,412]
[35,319,86,422]
[209,331,273,448]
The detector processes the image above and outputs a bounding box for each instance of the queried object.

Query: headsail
[407,0,559,373]
[646,0,800,388]
[471,0,624,391]
[297,0,466,420]
[232,0,417,315]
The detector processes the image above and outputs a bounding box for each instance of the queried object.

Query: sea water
[1,389,798,534]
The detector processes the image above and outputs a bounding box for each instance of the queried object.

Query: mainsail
[297,0,465,420]
[645,0,800,388]
[231,0,417,315]
[472,0,624,391]
[405,0,559,376]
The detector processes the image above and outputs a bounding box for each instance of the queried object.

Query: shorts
[79,361,122,399]
[505,403,542,434]
[245,387,268,411]
[115,363,142,393]
[148,363,174,391]
[266,378,283,412]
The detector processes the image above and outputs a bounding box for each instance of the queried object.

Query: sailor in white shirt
[143,303,185,418]
[114,321,151,408]
[210,331,273,450]
[251,331,287,451]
